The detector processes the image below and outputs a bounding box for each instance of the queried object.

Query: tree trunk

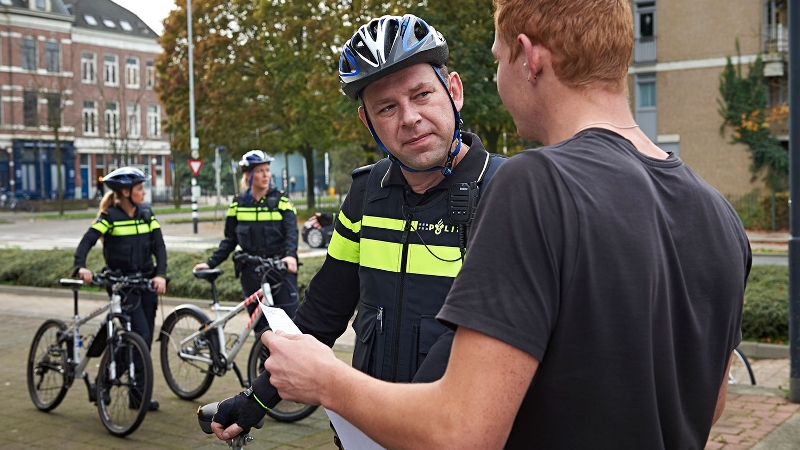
[301,145,315,209]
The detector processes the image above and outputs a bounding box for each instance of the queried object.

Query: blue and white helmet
[238,150,274,171]
[339,14,449,101]
[103,167,146,191]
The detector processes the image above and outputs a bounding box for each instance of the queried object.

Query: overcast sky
[111,0,176,36]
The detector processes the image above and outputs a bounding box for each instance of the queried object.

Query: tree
[718,40,788,191]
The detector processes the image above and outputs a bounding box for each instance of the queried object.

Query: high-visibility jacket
[207,188,298,268]
[328,141,505,382]
[74,205,167,277]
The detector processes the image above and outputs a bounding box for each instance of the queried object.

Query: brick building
[627,0,789,196]
[0,0,169,201]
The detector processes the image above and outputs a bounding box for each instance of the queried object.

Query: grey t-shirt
[437,129,751,449]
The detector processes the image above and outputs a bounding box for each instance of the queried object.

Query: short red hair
[494,0,633,92]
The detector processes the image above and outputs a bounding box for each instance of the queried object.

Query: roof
[63,0,158,38]
[0,0,71,16]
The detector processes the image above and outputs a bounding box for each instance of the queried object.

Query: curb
[738,341,790,359]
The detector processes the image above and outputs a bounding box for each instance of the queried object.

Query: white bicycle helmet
[103,167,147,191]
[238,150,275,171]
[339,14,449,101]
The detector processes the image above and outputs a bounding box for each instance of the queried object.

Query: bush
[742,265,789,343]
[0,248,324,303]
[758,191,789,230]
[727,190,790,230]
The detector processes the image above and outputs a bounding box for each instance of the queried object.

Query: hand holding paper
[259,304,302,335]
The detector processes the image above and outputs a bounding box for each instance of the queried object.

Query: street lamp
[187,0,199,233]
[151,157,157,204]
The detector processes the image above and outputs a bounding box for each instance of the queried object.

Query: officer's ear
[358,105,369,129]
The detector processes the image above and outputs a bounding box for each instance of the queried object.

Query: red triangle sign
[187,159,203,177]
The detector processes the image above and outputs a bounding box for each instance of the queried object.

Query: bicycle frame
[172,288,268,371]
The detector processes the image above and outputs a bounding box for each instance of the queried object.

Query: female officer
[194,150,299,334]
[73,167,167,411]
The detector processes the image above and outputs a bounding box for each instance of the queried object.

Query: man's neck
[402,143,470,194]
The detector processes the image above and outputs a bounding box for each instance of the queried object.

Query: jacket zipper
[391,211,413,382]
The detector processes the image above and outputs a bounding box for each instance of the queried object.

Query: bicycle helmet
[339,14,461,176]
[103,167,146,192]
[238,150,274,171]
[339,14,448,102]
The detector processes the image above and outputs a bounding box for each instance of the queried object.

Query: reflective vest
[91,206,161,275]
[347,154,504,382]
[227,190,296,257]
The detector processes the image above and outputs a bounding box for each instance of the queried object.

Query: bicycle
[159,251,318,422]
[197,401,265,449]
[26,270,155,437]
[728,347,756,385]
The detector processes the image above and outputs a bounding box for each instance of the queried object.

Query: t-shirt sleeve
[436,150,576,362]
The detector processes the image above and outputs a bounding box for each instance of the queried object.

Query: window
[147,105,161,137]
[120,21,133,31]
[45,41,60,72]
[637,73,657,108]
[105,102,119,136]
[22,38,36,70]
[634,1,657,63]
[103,19,116,28]
[46,93,61,128]
[35,0,45,10]
[104,54,118,86]
[23,91,38,127]
[84,14,97,26]
[83,100,98,135]
[125,57,139,88]
[81,51,96,83]
[145,60,156,89]
[126,104,140,137]
[635,73,657,140]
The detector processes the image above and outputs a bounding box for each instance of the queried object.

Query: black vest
[94,206,159,275]
[352,154,504,382]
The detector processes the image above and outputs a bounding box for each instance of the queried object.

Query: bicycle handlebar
[232,252,287,274]
[197,402,264,449]
[92,270,156,291]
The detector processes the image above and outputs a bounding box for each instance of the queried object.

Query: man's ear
[447,72,465,111]
[518,34,547,82]
[358,105,369,128]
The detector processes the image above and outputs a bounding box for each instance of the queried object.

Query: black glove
[316,212,334,227]
[211,392,268,435]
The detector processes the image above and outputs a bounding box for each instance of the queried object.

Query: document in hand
[326,408,386,450]
[259,304,302,335]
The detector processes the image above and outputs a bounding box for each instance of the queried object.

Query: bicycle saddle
[193,269,224,283]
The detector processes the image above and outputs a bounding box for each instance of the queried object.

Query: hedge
[0,249,789,343]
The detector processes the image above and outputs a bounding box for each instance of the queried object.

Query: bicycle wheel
[96,331,153,437]
[159,309,215,400]
[27,319,71,411]
[247,340,319,422]
[728,348,756,385]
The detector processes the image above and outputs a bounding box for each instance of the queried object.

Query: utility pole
[788,0,799,403]
[188,0,199,234]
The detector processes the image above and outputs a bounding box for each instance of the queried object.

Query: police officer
[194,150,299,331]
[210,14,505,440]
[74,167,167,412]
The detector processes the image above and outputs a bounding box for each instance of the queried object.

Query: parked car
[301,213,335,248]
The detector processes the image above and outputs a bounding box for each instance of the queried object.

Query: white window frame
[82,100,98,136]
[145,60,155,89]
[105,102,119,137]
[147,104,161,138]
[81,51,96,84]
[45,41,60,73]
[125,56,139,88]
[104,54,118,86]
[126,103,140,138]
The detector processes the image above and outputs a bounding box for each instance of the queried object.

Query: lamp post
[788,0,799,404]
[187,0,199,233]
[151,157,157,204]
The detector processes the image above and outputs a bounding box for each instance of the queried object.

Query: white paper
[326,408,386,450]
[259,304,302,335]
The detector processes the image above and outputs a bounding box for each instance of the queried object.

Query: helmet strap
[362,64,462,176]
[246,171,254,202]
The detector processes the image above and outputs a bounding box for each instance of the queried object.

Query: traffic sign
[187,159,203,177]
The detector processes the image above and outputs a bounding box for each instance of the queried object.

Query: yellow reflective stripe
[227,204,238,217]
[327,230,360,264]
[406,244,461,277]
[236,211,284,221]
[338,211,361,234]
[91,219,111,234]
[278,198,296,213]
[150,219,161,231]
[361,240,462,277]
[362,215,416,232]
[109,222,151,236]
[360,238,400,272]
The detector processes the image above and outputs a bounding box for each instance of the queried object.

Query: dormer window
[35,0,45,10]
[120,21,133,31]
[0,0,13,6]
[84,15,97,26]
[103,19,116,28]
